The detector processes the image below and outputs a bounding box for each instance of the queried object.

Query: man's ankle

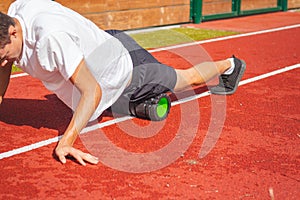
[223,58,235,75]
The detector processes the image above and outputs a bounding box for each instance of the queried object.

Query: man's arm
[0,62,12,104]
[55,59,101,165]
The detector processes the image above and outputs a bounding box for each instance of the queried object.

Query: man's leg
[174,56,246,94]
[174,60,231,91]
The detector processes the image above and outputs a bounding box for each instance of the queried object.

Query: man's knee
[174,68,200,91]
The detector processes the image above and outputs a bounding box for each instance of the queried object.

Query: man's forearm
[58,59,102,146]
[0,62,12,102]
[59,85,102,146]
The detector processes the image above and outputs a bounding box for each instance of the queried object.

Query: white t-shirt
[8,0,133,121]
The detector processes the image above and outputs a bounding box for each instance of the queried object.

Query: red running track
[0,12,299,199]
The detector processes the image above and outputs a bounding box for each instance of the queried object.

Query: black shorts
[105,30,177,114]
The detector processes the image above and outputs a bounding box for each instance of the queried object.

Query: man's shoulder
[8,0,49,16]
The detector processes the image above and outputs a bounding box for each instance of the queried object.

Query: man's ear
[9,26,17,38]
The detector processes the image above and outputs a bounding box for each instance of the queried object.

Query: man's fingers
[67,147,86,166]
[78,152,99,165]
[73,154,86,166]
[70,148,99,166]
[1,60,8,67]
[83,153,99,165]
[58,155,67,164]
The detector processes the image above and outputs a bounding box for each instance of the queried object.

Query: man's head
[0,12,22,67]
[0,12,15,49]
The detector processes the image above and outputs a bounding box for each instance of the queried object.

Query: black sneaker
[210,55,246,95]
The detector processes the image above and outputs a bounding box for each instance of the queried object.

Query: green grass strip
[130,27,239,49]
[12,65,21,73]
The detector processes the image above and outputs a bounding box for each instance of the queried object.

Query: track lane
[0,25,299,156]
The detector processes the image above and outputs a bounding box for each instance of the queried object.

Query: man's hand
[55,143,99,166]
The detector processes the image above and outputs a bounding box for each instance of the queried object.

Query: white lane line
[0,137,62,160]
[11,72,28,79]
[10,24,300,79]
[240,64,300,86]
[1,63,299,160]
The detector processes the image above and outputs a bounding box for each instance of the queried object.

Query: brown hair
[0,12,16,48]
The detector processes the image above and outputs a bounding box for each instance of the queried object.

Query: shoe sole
[210,59,246,95]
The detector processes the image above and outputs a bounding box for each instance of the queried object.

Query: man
[0,0,245,166]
